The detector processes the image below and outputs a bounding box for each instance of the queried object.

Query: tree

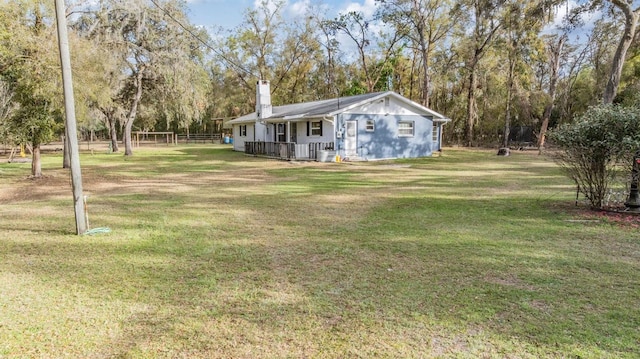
[548,104,640,208]
[499,1,550,148]
[77,0,208,156]
[603,0,640,104]
[0,80,18,159]
[214,0,328,109]
[377,0,459,107]
[458,0,505,146]
[314,10,342,98]
[537,34,566,149]
[326,11,403,93]
[0,0,63,177]
[272,16,323,103]
[567,0,639,104]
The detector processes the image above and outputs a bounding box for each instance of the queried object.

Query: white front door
[344,120,357,157]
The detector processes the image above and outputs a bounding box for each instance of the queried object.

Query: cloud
[288,0,310,16]
[253,0,283,14]
[341,0,377,17]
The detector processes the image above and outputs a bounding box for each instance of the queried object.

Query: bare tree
[377,0,459,107]
[326,11,404,93]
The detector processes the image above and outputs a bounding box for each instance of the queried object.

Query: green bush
[548,104,640,208]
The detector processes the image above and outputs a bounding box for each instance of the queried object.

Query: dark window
[366,120,375,132]
[277,123,286,142]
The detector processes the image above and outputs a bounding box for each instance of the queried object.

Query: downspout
[438,120,448,152]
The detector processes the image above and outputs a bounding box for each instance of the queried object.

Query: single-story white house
[226,80,450,161]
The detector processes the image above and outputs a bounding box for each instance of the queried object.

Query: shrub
[548,104,640,208]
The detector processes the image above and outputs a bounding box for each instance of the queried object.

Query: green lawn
[0,145,638,358]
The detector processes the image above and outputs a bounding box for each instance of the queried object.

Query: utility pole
[55,0,87,235]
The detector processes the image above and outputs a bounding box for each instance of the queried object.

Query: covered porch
[244,141,335,161]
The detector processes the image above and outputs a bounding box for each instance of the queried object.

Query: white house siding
[232,123,256,151]
[263,118,335,145]
[255,122,267,142]
[232,122,270,151]
[343,96,424,117]
[296,118,335,144]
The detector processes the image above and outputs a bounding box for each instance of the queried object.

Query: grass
[0,145,638,358]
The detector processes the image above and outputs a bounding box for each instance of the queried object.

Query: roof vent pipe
[256,80,272,120]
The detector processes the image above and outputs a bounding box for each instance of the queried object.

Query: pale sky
[184,0,378,30]
[185,0,599,40]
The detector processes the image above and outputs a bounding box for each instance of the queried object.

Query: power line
[148,0,253,77]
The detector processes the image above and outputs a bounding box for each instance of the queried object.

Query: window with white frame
[310,120,322,136]
[277,123,286,142]
[398,121,414,137]
[432,124,438,142]
[366,119,375,132]
[240,125,247,137]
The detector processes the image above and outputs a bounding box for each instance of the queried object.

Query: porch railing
[245,141,334,160]
[309,142,334,160]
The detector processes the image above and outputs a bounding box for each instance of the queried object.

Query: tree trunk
[418,19,431,107]
[502,86,512,148]
[466,66,478,147]
[124,117,135,156]
[422,48,431,107]
[124,67,145,156]
[603,0,639,104]
[108,114,119,153]
[538,35,565,151]
[31,144,42,178]
[502,60,515,148]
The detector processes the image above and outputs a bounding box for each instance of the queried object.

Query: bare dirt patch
[0,172,71,203]
[549,200,640,228]
[581,209,640,228]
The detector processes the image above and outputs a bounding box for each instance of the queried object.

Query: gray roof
[226,91,450,126]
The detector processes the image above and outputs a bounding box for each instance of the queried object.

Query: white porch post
[286,121,290,142]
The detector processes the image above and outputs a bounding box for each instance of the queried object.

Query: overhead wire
[147,0,253,77]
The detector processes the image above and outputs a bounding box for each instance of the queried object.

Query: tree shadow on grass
[1,149,638,357]
[2,191,638,357]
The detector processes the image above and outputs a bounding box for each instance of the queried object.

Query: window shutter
[307,121,310,136]
[319,120,323,136]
